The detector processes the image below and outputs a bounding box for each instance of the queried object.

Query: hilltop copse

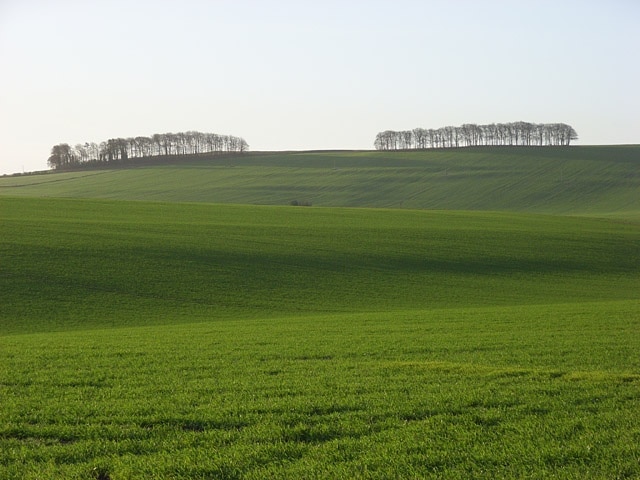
[47,130,249,170]
[375,121,578,150]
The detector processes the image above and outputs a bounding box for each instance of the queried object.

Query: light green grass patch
[1,303,639,479]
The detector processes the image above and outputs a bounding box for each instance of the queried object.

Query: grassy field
[1,146,639,217]
[2,306,639,479]
[1,196,639,478]
[2,197,638,334]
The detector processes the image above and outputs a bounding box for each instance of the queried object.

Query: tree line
[48,131,249,169]
[374,122,578,150]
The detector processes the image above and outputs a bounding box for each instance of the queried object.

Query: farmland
[1,147,640,478]
[2,146,639,218]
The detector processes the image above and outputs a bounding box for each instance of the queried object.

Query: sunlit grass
[1,197,639,478]
[2,305,639,479]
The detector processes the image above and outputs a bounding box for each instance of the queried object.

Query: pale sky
[1,0,638,174]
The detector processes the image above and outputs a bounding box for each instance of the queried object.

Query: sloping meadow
[1,197,639,478]
[2,197,638,334]
[2,146,639,217]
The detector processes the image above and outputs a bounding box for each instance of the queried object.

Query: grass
[1,196,639,478]
[2,197,638,334]
[1,146,639,217]
[1,306,639,479]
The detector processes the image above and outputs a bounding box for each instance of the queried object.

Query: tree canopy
[48,131,249,170]
[374,122,578,150]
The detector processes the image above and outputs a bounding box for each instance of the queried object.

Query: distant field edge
[3,144,638,177]
[1,144,638,216]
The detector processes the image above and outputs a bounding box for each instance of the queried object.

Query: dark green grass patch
[1,146,639,216]
[1,197,638,334]
[1,304,639,479]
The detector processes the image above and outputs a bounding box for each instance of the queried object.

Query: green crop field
[1,147,640,478]
[1,146,639,218]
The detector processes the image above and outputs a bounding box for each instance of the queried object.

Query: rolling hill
[2,197,638,335]
[1,146,639,478]
[1,145,638,218]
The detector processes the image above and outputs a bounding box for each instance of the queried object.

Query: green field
[1,146,639,217]
[1,147,640,478]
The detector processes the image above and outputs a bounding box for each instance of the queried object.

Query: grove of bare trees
[374,122,578,150]
[48,131,249,170]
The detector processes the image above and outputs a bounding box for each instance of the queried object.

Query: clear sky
[1,0,638,174]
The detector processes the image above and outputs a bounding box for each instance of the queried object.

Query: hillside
[2,146,638,218]
[2,197,638,335]
[2,195,639,478]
